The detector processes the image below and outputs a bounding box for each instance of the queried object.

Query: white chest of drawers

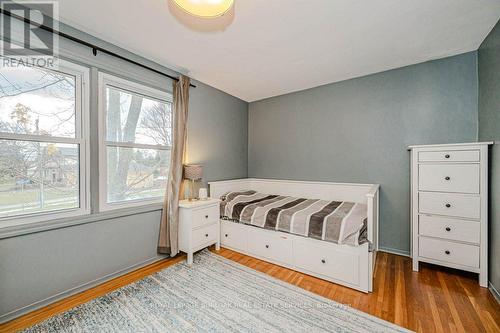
[178,198,221,265]
[409,142,492,287]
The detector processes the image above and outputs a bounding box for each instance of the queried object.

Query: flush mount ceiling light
[172,0,234,18]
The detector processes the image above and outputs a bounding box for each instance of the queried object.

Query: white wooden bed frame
[208,178,380,293]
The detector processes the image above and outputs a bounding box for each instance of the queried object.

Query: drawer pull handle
[225,234,228,237]
[445,250,450,255]
[445,154,450,159]
[265,245,269,249]
[445,203,451,208]
[445,176,450,181]
[205,215,208,219]
[205,234,209,237]
[445,227,451,232]
[321,259,326,264]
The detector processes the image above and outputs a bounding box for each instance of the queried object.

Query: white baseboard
[0,255,167,324]
[378,246,410,257]
[489,282,500,304]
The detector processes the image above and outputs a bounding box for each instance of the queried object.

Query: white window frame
[0,59,90,227]
[98,72,172,211]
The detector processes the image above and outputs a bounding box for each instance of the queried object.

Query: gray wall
[248,52,479,255]
[188,84,248,185]
[478,20,500,294]
[0,19,248,321]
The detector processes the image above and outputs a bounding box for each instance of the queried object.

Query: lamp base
[188,179,199,201]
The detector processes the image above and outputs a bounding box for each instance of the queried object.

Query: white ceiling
[58,0,500,102]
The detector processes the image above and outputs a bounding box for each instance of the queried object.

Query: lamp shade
[172,0,234,18]
[184,164,203,180]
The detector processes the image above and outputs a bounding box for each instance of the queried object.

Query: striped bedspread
[220,190,368,246]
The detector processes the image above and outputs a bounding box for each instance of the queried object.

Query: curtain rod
[0,8,196,88]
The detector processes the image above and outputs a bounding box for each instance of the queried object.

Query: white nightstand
[178,198,221,265]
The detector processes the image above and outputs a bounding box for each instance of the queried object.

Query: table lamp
[184,164,203,201]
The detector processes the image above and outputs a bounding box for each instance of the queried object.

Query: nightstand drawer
[418,164,479,194]
[419,215,480,244]
[418,150,479,162]
[419,192,480,219]
[419,237,479,268]
[192,223,218,248]
[192,205,219,229]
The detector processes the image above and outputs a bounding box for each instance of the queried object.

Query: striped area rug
[23,250,411,333]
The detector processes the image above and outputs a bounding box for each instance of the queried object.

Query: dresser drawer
[418,164,479,194]
[419,237,479,268]
[419,192,480,219]
[419,215,480,244]
[418,150,479,162]
[192,205,219,229]
[192,223,218,249]
[247,227,292,264]
[221,220,247,252]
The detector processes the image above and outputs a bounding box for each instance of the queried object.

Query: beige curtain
[158,75,190,256]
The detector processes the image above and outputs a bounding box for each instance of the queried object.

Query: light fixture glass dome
[173,0,234,18]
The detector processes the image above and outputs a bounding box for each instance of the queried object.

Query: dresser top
[179,198,220,209]
[407,142,494,150]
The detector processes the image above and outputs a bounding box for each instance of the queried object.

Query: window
[98,73,172,210]
[0,59,89,223]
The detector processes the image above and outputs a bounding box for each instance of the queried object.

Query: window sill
[99,198,165,212]
[0,203,163,240]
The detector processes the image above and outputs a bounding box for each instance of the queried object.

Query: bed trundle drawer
[293,240,359,285]
[418,237,479,268]
[419,215,480,244]
[221,221,248,251]
[247,227,292,264]
[418,150,479,162]
[418,164,479,194]
[419,192,480,219]
[192,223,218,249]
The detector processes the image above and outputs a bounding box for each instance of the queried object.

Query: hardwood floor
[0,255,186,333]
[1,248,499,333]
[217,249,500,333]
